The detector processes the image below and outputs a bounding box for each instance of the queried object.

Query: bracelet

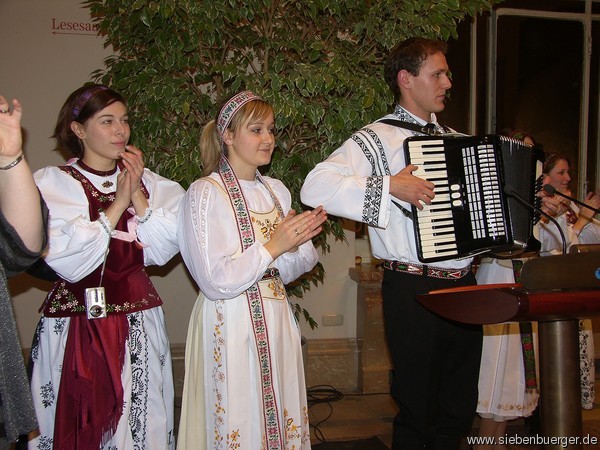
[0,152,24,170]
[98,212,115,236]
[136,208,153,224]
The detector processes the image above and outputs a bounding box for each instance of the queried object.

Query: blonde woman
[177,91,326,449]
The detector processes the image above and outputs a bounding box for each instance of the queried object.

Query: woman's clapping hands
[264,206,327,259]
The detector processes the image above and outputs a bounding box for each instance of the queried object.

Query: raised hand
[264,206,327,259]
[0,95,45,252]
[119,145,145,194]
[537,175,570,218]
[539,192,570,218]
[579,191,600,222]
[0,96,23,164]
[111,145,149,218]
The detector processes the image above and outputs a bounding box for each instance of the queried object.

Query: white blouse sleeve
[177,178,275,300]
[136,169,185,266]
[577,219,600,244]
[267,178,319,284]
[569,203,600,248]
[34,166,112,283]
[538,205,600,255]
[300,132,392,229]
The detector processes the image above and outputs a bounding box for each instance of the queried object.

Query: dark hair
[499,128,536,146]
[52,84,126,158]
[543,152,569,175]
[384,38,448,103]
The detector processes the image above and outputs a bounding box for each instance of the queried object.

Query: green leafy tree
[85,0,500,328]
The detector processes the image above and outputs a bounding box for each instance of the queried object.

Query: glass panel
[438,4,599,199]
[588,20,600,194]
[496,15,584,196]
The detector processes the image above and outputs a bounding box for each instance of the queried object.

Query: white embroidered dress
[29,162,184,450]
[475,258,540,420]
[177,173,316,450]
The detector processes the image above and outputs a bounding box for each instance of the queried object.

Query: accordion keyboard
[405,134,540,263]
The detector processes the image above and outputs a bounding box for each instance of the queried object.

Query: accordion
[404,134,544,263]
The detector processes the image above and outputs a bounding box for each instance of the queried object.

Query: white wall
[0,0,358,347]
[298,232,357,339]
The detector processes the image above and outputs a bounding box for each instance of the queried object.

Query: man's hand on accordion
[390,164,436,210]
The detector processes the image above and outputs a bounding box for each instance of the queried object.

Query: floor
[308,388,396,446]
[174,378,600,449]
[174,387,393,448]
[308,381,600,449]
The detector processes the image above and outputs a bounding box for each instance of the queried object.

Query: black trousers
[381,268,483,450]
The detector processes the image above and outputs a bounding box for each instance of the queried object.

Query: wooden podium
[417,248,600,450]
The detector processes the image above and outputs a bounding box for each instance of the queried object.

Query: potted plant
[84,0,499,328]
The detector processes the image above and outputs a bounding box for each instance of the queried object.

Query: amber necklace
[77,159,118,188]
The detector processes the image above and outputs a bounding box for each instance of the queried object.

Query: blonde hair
[199,99,274,176]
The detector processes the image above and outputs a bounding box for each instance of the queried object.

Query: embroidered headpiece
[72,85,109,120]
[216,91,263,138]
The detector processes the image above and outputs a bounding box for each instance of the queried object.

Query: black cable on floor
[307,384,345,443]
[343,391,391,397]
[307,384,345,406]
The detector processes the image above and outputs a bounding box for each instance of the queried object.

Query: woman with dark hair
[538,151,600,411]
[29,84,184,449]
[176,91,326,449]
[539,152,600,252]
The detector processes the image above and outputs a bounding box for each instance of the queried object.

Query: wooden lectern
[417,246,600,450]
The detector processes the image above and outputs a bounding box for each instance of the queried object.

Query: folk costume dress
[475,257,540,420]
[538,203,600,410]
[177,157,316,450]
[29,159,184,449]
